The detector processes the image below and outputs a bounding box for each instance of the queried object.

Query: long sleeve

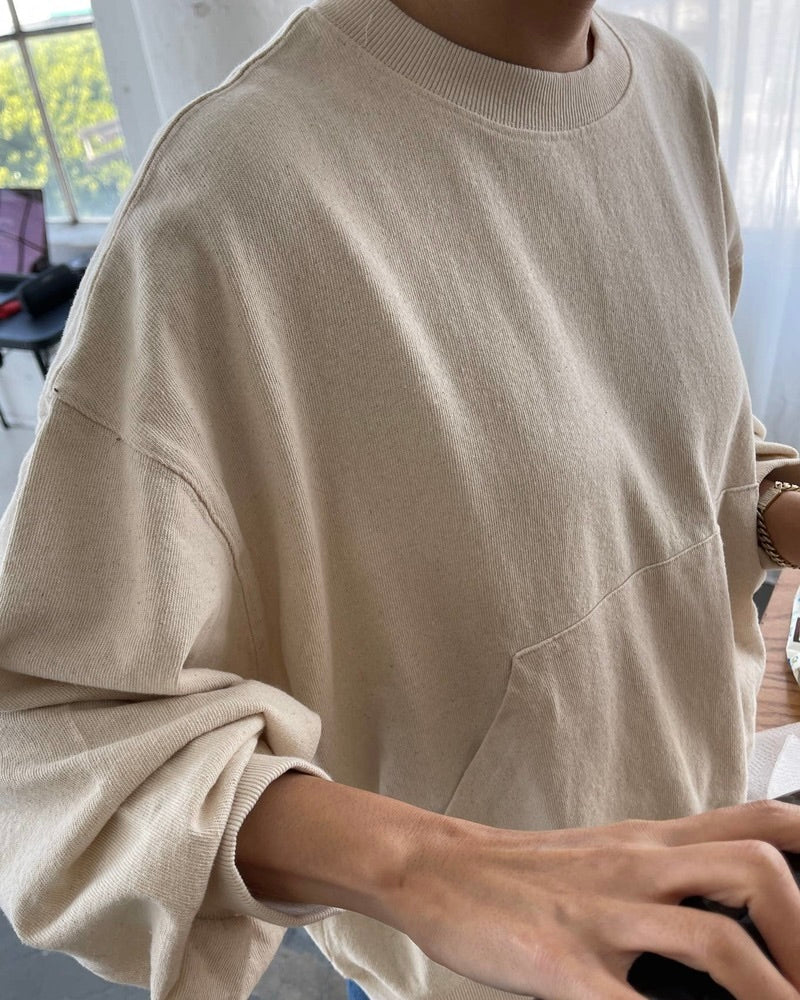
[710,83,800,570]
[0,395,345,999]
[751,413,800,570]
[726,168,800,569]
[0,134,347,995]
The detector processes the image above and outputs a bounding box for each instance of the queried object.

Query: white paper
[766,733,800,799]
[747,722,800,801]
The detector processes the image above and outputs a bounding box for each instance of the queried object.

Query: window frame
[0,2,118,224]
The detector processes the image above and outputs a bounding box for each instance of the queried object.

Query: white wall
[91,0,161,173]
[93,0,304,170]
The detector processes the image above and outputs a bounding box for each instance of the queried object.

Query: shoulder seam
[119,4,311,212]
[49,391,219,526]
[45,6,312,397]
[46,391,263,676]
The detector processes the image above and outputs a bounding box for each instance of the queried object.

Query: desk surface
[756,568,800,731]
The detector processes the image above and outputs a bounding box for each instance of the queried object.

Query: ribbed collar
[308,0,632,133]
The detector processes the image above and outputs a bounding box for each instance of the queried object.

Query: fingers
[652,797,800,853]
[643,839,800,991]
[606,902,800,1000]
[546,947,664,1000]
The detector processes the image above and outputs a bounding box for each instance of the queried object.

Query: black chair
[0,273,78,430]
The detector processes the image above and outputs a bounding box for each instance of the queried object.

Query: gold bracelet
[756,480,800,570]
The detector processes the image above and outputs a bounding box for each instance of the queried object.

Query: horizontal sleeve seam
[46,391,262,675]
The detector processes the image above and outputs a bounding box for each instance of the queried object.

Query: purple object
[0,188,48,276]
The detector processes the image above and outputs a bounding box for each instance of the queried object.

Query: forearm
[759,475,800,566]
[234,770,465,928]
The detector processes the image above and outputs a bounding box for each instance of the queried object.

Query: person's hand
[384,798,800,999]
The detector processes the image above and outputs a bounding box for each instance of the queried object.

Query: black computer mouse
[627,787,800,999]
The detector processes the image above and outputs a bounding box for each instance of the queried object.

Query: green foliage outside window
[0,27,132,220]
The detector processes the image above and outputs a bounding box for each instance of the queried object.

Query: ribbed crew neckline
[308,0,633,133]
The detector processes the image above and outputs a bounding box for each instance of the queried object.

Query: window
[0,1,132,223]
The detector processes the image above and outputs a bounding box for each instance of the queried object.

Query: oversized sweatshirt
[1,1,799,998]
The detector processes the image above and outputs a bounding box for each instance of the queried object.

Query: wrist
[760,469,800,494]
[235,771,465,926]
[760,487,800,567]
[384,813,505,933]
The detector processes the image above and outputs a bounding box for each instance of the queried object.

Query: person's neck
[386,0,596,72]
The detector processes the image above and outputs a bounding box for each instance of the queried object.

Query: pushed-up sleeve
[751,414,800,570]
[721,164,800,569]
[0,395,346,999]
[719,153,800,561]
[0,113,348,995]
[711,92,800,569]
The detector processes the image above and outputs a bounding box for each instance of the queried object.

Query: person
[1,0,800,998]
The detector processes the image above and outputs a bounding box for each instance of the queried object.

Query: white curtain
[601,0,800,452]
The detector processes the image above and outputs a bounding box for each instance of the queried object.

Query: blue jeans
[346,979,371,1000]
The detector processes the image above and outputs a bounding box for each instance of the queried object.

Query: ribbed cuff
[206,751,347,926]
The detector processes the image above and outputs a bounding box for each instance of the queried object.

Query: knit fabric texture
[1,1,799,998]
